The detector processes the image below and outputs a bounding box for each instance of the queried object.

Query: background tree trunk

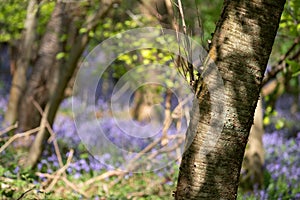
[17,2,65,134]
[240,98,264,190]
[4,0,39,125]
[175,0,285,199]
[25,0,115,168]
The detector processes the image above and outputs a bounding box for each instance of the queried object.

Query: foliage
[0,0,27,42]
[37,1,55,36]
[279,0,300,37]
[263,0,300,127]
[193,0,223,42]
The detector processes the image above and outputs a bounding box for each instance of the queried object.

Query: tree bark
[17,2,65,133]
[175,0,285,199]
[25,0,115,168]
[4,0,39,125]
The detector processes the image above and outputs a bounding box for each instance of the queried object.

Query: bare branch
[31,98,64,168]
[0,127,40,153]
[36,170,89,198]
[262,35,300,86]
[16,187,36,200]
[81,170,124,187]
[177,0,186,33]
[45,149,74,192]
[0,122,18,136]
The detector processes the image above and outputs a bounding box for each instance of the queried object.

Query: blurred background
[0,0,300,199]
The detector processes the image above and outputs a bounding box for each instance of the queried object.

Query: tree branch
[0,122,18,136]
[0,127,40,153]
[45,149,74,192]
[262,35,300,86]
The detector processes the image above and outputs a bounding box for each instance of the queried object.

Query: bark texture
[175,0,285,199]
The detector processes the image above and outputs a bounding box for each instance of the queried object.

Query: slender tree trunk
[175,0,285,199]
[241,98,264,190]
[8,42,18,75]
[25,31,89,168]
[161,89,172,145]
[18,2,65,133]
[138,0,177,30]
[25,0,116,168]
[4,0,39,125]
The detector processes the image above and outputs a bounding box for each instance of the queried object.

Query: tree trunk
[175,0,285,199]
[4,0,39,125]
[17,2,66,134]
[25,0,115,168]
[25,30,89,168]
[161,88,172,145]
[240,98,264,190]
[143,0,179,30]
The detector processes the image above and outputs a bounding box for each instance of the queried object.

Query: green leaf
[79,27,88,34]
[165,79,174,88]
[265,106,273,114]
[80,153,89,159]
[60,34,67,42]
[286,59,300,73]
[0,165,5,176]
[88,30,95,38]
[263,116,270,125]
[292,70,300,77]
[275,119,285,130]
[56,52,66,60]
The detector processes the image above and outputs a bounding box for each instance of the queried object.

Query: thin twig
[195,0,204,43]
[0,122,18,136]
[30,98,56,142]
[110,134,185,187]
[89,135,176,188]
[31,98,64,168]
[61,176,89,197]
[45,149,74,192]
[36,171,89,198]
[16,186,36,200]
[84,134,182,188]
[176,0,196,86]
[81,170,124,187]
[0,127,40,153]
[262,35,300,85]
[148,136,184,160]
[126,137,162,169]
[177,0,186,33]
